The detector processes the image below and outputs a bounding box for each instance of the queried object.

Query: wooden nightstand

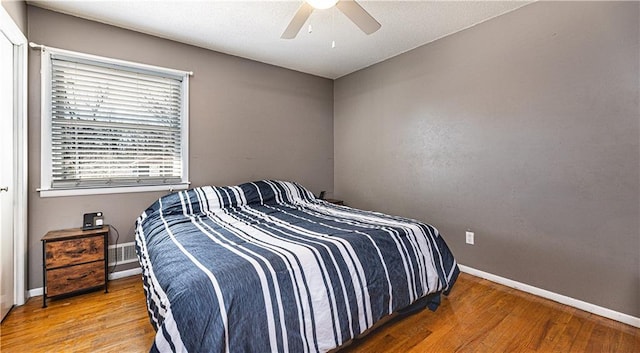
[324,198,344,205]
[41,226,109,308]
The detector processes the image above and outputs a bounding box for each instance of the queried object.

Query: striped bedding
[135,180,459,353]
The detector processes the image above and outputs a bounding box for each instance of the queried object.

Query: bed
[135,180,458,353]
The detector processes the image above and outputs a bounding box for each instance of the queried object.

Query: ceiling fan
[281,0,381,39]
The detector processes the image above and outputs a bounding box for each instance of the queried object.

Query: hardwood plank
[1,273,638,353]
[0,276,155,352]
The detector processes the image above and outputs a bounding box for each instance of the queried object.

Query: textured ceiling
[28,1,532,79]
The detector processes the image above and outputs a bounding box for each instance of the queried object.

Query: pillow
[144,180,317,218]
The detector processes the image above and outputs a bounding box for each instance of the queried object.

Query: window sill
[38,183,190,198]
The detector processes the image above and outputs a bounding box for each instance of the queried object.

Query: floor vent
[108,242,138,266]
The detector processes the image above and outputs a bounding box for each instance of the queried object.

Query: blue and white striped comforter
[135,180,458,353]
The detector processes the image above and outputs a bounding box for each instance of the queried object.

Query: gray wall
[27,7,334,288]
[334,1,639,317]
[1,0,26,34]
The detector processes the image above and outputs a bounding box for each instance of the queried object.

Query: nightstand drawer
[46,261,105,297]
[45,236,105,268]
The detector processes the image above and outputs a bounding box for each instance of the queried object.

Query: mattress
[135,180,458,353]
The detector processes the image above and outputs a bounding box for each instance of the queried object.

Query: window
[39,47,190,197]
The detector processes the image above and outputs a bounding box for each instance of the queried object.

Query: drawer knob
[64,249,88,257]
[66,273,90,281]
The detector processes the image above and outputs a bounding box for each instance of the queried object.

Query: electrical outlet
[465,231,475,245]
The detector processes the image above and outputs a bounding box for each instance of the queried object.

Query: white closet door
[0,30,15,321]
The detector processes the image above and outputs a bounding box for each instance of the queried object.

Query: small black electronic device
[318,191,326,200]
[82,212,104,230]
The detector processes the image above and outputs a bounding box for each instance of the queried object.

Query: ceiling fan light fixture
[282,0,380,39]
[306,0,338,10]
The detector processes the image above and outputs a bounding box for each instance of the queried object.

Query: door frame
[0,6,28,307]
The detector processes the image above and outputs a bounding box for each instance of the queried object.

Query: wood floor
[1,273,638,352]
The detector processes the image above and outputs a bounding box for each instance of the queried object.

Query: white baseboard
[27,267,142,299]
[108,267,142,280]
[27,264,639,329]
[458,264,640,328]
[28,287,43,298]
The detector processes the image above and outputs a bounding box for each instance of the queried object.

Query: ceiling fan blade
[336,0,381,35]
[281,2,315,39]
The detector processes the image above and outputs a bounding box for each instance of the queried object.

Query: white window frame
[38,46,190,197]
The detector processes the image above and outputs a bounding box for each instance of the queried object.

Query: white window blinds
[40,48,190,195]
